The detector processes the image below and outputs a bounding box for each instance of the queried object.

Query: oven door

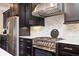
[33,47,55,56]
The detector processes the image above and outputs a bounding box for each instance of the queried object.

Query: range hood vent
[32,3,63,17]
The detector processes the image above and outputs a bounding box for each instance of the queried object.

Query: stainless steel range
[33,37,58,52]
[33,29,62,56]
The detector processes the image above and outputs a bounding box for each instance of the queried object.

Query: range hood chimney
[32,3,63,17]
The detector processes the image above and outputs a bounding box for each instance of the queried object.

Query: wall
[31,14,79,40]
[0,13,3,33]
[0,4,10,34]
[31,14,64,37]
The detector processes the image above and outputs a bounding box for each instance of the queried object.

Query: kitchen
[0,3,79,56]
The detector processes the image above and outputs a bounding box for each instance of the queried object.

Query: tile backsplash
[31,14,79,40]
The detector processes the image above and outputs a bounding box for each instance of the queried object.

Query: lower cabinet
[0,35,7,51]
[19,38,32,56]
[33,47,56,56]
[56,43,79,56]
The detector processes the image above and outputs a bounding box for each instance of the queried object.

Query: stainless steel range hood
[32,3,64,17]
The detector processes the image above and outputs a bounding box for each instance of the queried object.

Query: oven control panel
[33,37,57,50]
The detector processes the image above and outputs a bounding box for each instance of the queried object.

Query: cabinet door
[64,3,79,24]
[19,38,26,56]
[3,9,10,28]
[56,43,79,56]
[25,3,32,26]
[19,38,32,56]
[30,16,44,26]
[19,3,26,27]
[19,3,32,27]
[33,47,55,56]
[25,39,32,56]
[3,12,7,28]
[26,46,32,56]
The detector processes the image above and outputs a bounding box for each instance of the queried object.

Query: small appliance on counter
[3,29,7,34]
[50,29,59,39]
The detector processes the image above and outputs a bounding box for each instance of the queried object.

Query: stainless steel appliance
[33,37,56,52]
[33,37,56,56]
[33,37,63,56]
[7,16,19,56]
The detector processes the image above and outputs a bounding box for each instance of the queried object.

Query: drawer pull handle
[20,39,24,41]
[27,41,31,43]
[27,47,31,48]
[64,47,72,50]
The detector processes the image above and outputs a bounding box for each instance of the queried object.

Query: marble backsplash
[31,14,79,40]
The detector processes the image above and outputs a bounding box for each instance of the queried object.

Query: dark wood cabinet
[19,38,26,56]
[3,9,10,28]
[0,35,7,51]
[19,38,32,56]
[19,3,32,36]
[64,3,79,24]
[19,3,32,27]
[25,4,32,26]
[56,43,79,56]
[18,3,44,27]
[19,3,26,27]
[30,16,44,26]
[3,12,7,28]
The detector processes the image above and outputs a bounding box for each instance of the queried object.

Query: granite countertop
[19,36,35,39]
[19,36,51,39]
[0,48,13,56]
[0,33,7,36]
[56,38,79,45]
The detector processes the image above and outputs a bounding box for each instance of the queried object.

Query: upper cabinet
[18,3,44,27]
[9,3,32,27]
[19,3,32,27]
[3,9,10,28]
[18,3,32,36]
[64,3,79,24]
[3,11,7,28]
[30,16,44,26]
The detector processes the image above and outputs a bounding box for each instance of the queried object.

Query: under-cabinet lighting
[20,27,29,30]
[64,24,79,31]
[31,26,44,32]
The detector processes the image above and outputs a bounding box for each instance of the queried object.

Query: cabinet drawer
[19,39,24,42]
[58,43,79,54]
[26,39,32,43]
[19,45,25,49]
[60,51,78,56]
[26,39,32,46]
